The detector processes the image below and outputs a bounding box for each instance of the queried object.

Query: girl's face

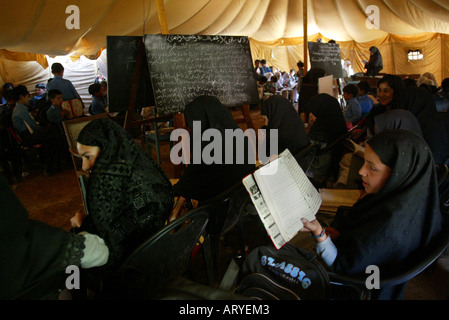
[359,144,391,194]
[378,82,394,107]
[77,142,101,171]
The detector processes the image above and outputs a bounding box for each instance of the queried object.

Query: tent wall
[1,32,448,103]
[250,32,449,86]
[0,50,108,106]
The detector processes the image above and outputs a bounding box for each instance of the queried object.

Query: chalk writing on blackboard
[308,42,343,79]
[144,34,259,115]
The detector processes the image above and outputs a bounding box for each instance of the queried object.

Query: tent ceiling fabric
[1,0,449,57]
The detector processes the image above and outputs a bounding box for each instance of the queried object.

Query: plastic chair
[293,143,321,173]
[200,182,252,286]
[115,203,211,299]
[327,214,449,300]
[12,271,68,300]
[143,106,174,164]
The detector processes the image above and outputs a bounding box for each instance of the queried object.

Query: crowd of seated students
[0,63,115,186]
[255,59,301,105]
[2,64,449,300]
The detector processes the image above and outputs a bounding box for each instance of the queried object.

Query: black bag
[235,244,330,300]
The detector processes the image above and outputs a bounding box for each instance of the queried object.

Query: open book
[242,149,322,249]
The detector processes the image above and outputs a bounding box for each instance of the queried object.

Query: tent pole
[156,0,169,34]
[303,0,308,76]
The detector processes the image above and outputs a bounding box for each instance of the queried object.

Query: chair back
[200,182,252,285]
[116,203,210,298]
[293,143,321,173]
[62,114,109,157]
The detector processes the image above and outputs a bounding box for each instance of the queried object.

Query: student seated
[343,84,362,126]
[71,118,173,275]
[260,95,310,159]
[304,94,348,188]
[46,89,69,126]
[0,178,108,299]
[29,83,46,110]
[356,81,374,117]
[302,130,444,299]
[11,85,66,175]
[399,86,449,165]
[172,95,255,203]
[88,83,107,115]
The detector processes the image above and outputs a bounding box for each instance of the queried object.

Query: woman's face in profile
[359,144,391,194]
[378,82,394,107]
[77,142,101,171]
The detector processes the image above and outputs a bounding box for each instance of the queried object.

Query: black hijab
[374,109,423,136]
[173,95,255,201]
[304,93,348,143]
[261,95,310,156]
[0,179,84,299]
[397,86,449,164]
[332,130,443,278]
[77,118,173,265]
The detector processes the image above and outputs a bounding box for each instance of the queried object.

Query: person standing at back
[46,63,82,102]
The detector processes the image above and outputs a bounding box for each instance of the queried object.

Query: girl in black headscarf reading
[303,130,444,299]
[260,95,310,158]
[72,118,173,270]
[364,46,383,76]
[173,95,255,202]
[0,179,109,299]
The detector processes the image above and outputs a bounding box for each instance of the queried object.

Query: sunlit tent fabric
[1,0,449,92]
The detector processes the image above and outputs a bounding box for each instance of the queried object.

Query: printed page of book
[254,149,322,242]
[242,174,287,249]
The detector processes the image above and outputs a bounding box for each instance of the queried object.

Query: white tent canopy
[1,0,449,93]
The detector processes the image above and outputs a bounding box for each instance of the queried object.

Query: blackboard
[143,34,259,115]
[308,42,343,79]
[106,36,155,113]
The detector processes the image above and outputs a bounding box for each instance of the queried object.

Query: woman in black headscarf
[0,179,109,299]
[398,86,449,165]
[260,95,310,158]
[304,93,348,187]
[365,46,383,76]
[303,130,444,299]
[364,74,405,138]
[373,109,422,136]
[73,118,173,269]
[173,95,255,202]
